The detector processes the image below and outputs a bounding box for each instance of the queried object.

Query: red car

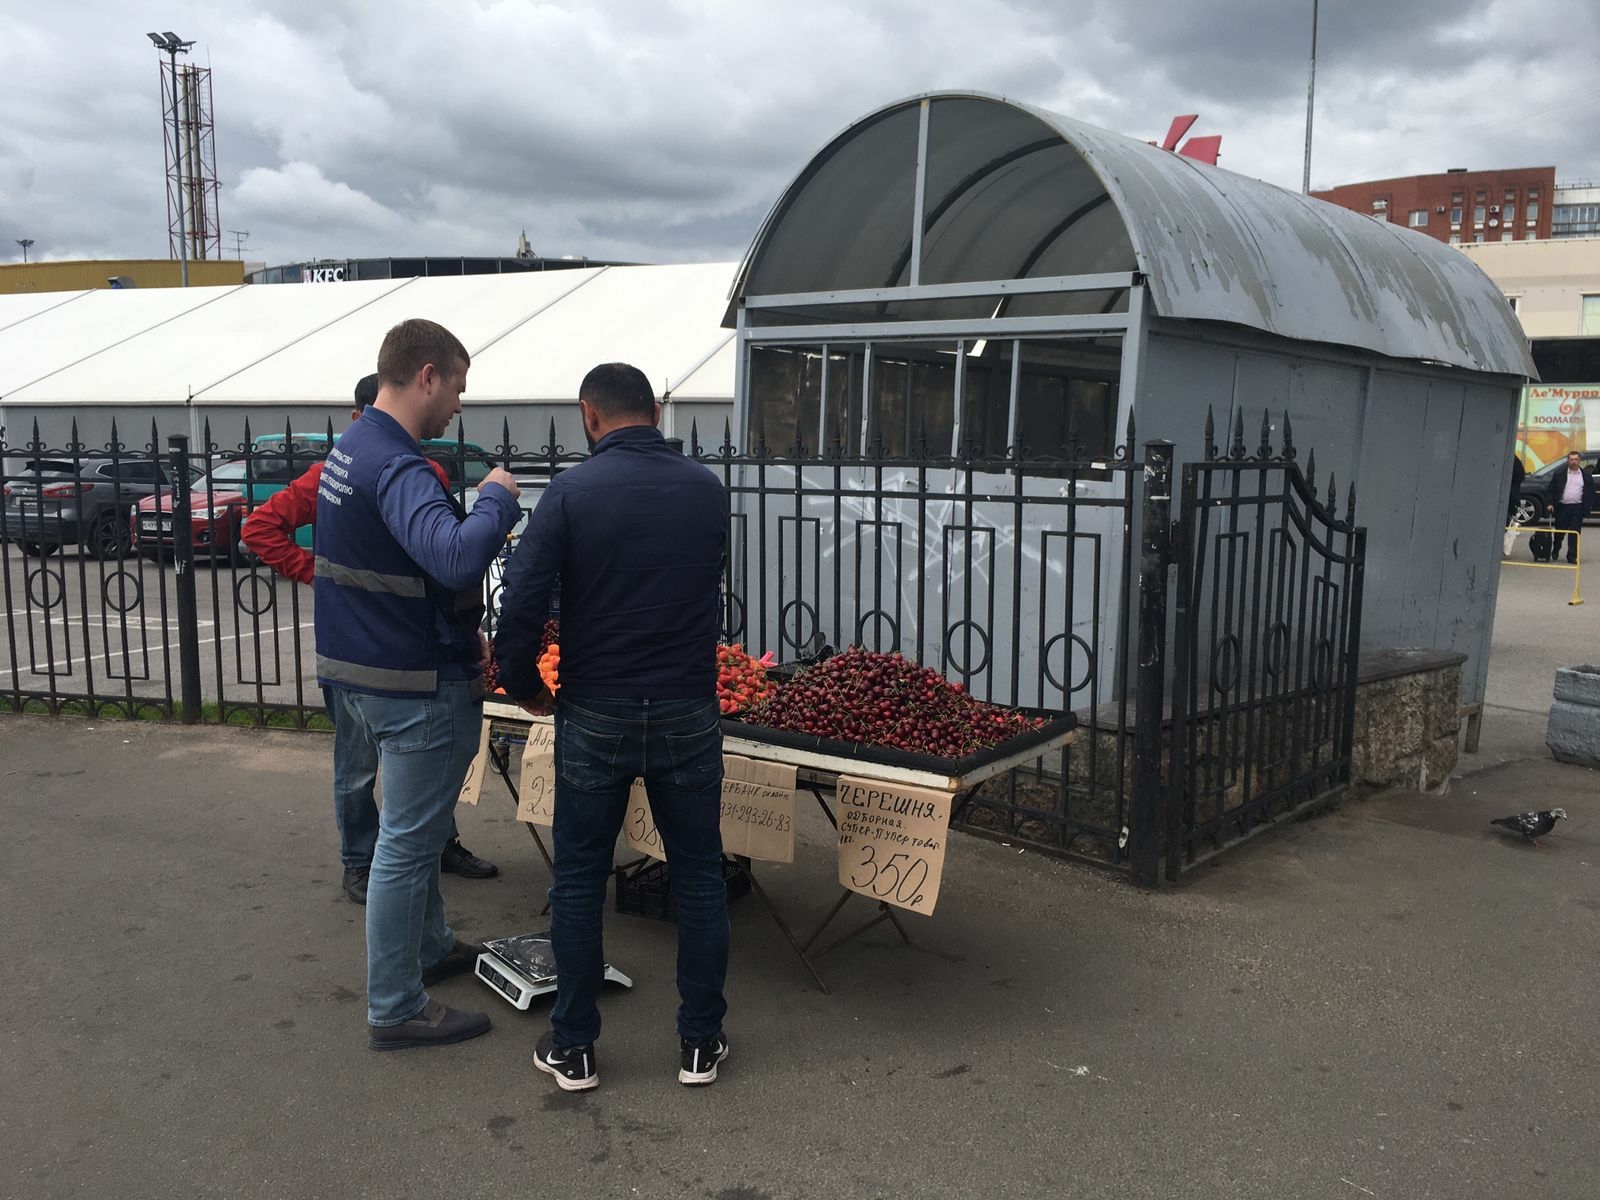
[132,477,250,563]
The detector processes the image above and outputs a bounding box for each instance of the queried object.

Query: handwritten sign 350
[834,777,952,915]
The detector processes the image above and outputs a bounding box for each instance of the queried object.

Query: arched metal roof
[730,92,1533,377]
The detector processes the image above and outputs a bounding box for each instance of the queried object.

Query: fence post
[167,435,203,724]
[1130,439,1174,887]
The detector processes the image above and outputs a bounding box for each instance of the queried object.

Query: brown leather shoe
[421,939,486,987]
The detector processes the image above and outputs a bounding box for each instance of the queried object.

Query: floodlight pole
[15,239,33,263]
[1302,0,1319,195]
[150,33,194,286]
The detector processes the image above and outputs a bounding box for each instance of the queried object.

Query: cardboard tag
[719,755,796,863]
[622,780,665,861]
[834,776,952,915]
[516,722,556,826]
[457,718,493,806]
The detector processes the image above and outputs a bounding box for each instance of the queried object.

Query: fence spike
[501,417,513,465]
[30,418,41,452]
[1258,409,1272,459]
[1282,410,1295,460]
[689,418,701,457]
[1346,480,1357,523]
[722,417,735,456]
[109,417,121,455]
[149,417,160,456]
[1124,404,1136,453]
[243,415,253,445]
[1306,448,1317,497]
[1203,406,1215,460]
[324,414,335,445]
[1327,471,1337,513]
[1230,407,1247,460]
[203,417,213,454]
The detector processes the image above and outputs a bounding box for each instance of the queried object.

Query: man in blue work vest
[314,318,523,1051]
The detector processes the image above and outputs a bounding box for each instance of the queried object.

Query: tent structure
[0,263,739,453]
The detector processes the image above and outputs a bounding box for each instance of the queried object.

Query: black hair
[579,362,656,421]
[353,373,380,411]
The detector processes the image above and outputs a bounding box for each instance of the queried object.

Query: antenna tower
[159,58,222,260]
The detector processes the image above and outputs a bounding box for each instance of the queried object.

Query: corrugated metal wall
[0,260,245,294]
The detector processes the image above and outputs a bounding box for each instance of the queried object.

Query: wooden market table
[479,698,1077,993]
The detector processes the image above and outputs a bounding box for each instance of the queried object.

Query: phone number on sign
[720,802,791,832]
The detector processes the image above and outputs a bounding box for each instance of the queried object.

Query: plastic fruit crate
[614,855,751,923]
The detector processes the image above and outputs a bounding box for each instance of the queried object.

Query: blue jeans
[550,696,729,1046]
[325,680,483,1026]
[323,685,457,870]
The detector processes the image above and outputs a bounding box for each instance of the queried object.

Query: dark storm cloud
[2,0,1597,266]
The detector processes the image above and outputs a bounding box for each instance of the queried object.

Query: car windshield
[1532,454,1598,477]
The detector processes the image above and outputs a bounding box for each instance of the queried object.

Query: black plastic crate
[614,855,751,923]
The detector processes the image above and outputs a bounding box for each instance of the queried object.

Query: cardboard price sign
[835,776,953,916]
[623,780,665,861]
[516,722,556,826]
[457,719,493,806]
[623,757,798,865]
[719,756,796,863]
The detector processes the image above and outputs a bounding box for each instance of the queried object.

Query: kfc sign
[301,265,346,283]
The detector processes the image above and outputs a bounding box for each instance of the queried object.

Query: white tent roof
[203,269,604,405]
[0,285,246,400]
[5,280,408,406]
[467,263,740,401]
[0,264,740,409]
[0,289,92,333]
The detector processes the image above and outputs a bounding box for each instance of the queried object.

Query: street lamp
[147,31,196,286]
[15,239,33,263]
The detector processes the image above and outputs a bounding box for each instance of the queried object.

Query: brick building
[1312,167,1555,246]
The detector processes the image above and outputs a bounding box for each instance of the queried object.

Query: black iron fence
[0,408,1363,884]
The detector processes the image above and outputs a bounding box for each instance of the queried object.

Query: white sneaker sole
[678,1045,729,1086]
[535,1054,598,1091]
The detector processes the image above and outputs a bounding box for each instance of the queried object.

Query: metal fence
[0,409,1364,884]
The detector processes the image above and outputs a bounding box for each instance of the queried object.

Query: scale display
[474,931,633,1011]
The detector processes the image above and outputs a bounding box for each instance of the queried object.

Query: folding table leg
[488,736,554,914]
[739,863,831,995]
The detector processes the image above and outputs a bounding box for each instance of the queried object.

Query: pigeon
[1490,808,1567,845]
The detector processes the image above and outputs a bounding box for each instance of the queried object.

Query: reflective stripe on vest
[314,555,426,598]
[316,655,438,693]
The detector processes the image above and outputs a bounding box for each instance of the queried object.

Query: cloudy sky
[2,0,1597,267]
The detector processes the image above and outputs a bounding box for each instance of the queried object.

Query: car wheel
[1513,496,1539,525]
[21,540,58,557]
[90,512,133,561]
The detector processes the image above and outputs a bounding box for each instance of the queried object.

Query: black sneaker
[534,1031,598,1091]
[678,1033,729,1086]
[440,838,499,879]
[342,865,370,904]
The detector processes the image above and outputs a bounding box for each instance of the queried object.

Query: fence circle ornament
[1211,633,1243,694]
[1264,621,1291,677]
[233,571,277,618]
[101,569,143,615]
[721,592,746,641]
[942,619,992,677]
[1041,632,1096,695]
[854,609,901,654]
[1312,638,1335,690]
[779,599,818,654]
[26,566,65,611]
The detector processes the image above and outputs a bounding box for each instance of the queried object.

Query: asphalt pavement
[1,559,1597,1198]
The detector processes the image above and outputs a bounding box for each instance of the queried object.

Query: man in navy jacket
[495,362,730,1090]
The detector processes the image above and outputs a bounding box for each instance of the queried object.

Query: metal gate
[1161,411,1366,880]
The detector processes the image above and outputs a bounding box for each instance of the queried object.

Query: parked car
[218,432,502,549]
[132,476,251,563]
[1,456,178,558]
[1514,450,1600,525]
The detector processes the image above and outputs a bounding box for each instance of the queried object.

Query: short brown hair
[376,319,470,389]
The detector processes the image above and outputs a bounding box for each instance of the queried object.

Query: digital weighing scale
[474,931,633,1010]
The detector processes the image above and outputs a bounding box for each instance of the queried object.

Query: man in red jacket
[242,374,499,902]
